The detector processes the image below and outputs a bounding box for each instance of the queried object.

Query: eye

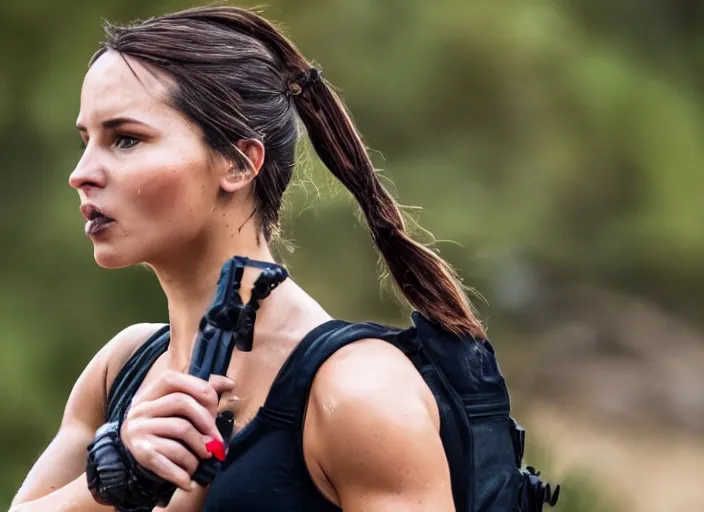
[115,135,139,150]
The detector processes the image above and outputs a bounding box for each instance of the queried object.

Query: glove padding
[86,421,177,512]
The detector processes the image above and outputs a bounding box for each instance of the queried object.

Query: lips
[80,204,116,236]
[80,204,113,222]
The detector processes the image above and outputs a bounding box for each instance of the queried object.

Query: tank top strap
[260,320,403,423]
[106,325,171,423]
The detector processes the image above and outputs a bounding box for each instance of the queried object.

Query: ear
[219,139,266,193]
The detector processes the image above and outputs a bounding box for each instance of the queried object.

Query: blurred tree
[1,0,701,508]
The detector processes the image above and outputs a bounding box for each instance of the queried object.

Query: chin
[92,245,140,270]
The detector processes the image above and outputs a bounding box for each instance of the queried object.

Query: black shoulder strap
[261,320,404,423]
[106,325,170,423]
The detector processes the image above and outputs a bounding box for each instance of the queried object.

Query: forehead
[77,50,175,127]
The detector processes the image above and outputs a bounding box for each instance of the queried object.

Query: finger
[159,482,209,508]
[148,435,201,476]
[136,442,192,491]
[132,393,222,442]
[141,371,219,410]
[209,374,235,395]
[140,417,213,459]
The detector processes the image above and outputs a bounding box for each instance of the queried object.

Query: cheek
[124,160,212,231]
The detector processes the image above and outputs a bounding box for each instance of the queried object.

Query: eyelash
[115,135,139,149]
[79,135,140,151]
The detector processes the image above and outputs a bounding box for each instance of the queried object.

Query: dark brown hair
[90,5,485,339]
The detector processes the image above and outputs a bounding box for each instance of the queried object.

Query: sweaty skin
[11,51,454,512]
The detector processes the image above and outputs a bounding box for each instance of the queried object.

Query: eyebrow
[76,117,150,132]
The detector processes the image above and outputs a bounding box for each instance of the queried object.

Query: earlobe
[220,166,254,193]
[219,139,265,193]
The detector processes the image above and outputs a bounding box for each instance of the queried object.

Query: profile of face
[70,51,259,269]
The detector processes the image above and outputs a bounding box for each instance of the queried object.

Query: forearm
[10,474,111,512]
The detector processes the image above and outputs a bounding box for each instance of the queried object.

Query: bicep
[308,340,455,512]
[332,415,454,512]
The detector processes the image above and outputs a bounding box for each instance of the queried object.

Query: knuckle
[126,401,145,417]
[204,386,218,406]
[193,378,214,401]
[132,439,152,463]
[144,447,160,468]
[163,370,181,389]
[198,406,215,425]
[176,420,191,438]
[121,419,139,440]
[173,392,188,409]
[120,422,133,440]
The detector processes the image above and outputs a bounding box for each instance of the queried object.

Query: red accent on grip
[205,440,226,461]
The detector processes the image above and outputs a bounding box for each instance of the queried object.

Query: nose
[69,149,107,191]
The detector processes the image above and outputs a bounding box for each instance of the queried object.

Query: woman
[10,6,487,511]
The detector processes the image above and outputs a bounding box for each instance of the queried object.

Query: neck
[148,221,276,372]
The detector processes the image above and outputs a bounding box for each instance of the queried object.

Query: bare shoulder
[310,338,439,428]
[103,322,167,391]
[304,339,454,511]
[62,322,166,427]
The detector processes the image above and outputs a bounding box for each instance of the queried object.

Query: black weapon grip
[188,256,288,485]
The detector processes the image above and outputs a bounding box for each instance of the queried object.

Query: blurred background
[1,0,702,510]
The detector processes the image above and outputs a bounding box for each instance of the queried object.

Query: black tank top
[106,320,403,511]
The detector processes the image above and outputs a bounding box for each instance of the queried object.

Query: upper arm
[11,323,164,506]
[305,339,455,512]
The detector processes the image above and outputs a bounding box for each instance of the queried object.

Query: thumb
[209,374,235,395]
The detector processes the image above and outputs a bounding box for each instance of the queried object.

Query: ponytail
[161,6,485,338]
[291,73,485,339]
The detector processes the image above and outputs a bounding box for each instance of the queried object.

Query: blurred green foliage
[1,0,701,509]
[524,441,615,512]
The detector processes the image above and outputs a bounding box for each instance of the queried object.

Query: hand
[121,371,235,490]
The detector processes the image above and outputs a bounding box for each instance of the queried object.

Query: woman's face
[70,50,225,269]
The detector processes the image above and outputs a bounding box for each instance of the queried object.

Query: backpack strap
[106,325,171,423]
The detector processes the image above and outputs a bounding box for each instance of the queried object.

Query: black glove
[86,420,177,511]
